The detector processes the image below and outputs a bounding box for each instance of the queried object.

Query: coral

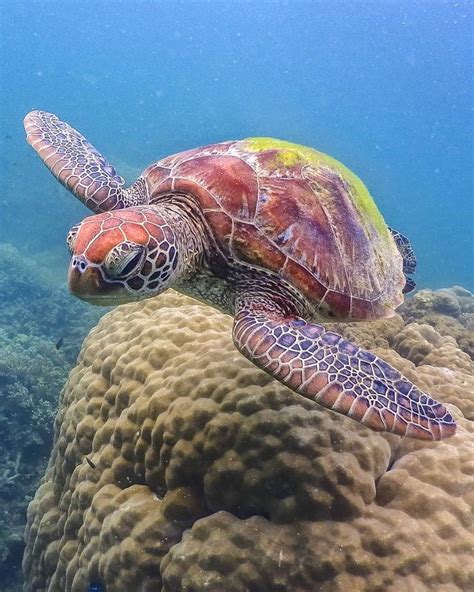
[328,314,404,350]
[391,322,473,373]
[0,243,104,591]
[399,287,474,359]
[0,243,102,361]
[23,291,474,592]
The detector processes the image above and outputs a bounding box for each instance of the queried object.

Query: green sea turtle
[24,110,456,440]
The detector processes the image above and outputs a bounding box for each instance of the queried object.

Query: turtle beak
[68,258,138,306]
[68,261,103,300]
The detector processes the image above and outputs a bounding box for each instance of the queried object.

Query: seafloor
[1,245,473,591]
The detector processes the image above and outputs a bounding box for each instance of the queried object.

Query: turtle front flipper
[233,293,456,440]
[24,110,147,213]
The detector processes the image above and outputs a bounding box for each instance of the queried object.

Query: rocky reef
[0,244,103,591]
[22,289,473,592]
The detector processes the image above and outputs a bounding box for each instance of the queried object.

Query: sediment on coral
[23,290,473,592]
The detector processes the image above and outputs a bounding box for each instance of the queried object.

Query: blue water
[1,1,472,290]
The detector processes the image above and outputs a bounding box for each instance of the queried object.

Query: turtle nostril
[72,256,88,273]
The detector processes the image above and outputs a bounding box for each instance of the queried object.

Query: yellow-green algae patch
[243,137,389,239]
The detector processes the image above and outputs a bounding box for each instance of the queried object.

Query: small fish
[88,583,104,592]
[55,337,64,350]
[85,457,96,469]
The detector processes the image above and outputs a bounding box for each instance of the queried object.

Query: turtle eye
[104,242,145,279]
[66,224,80,254]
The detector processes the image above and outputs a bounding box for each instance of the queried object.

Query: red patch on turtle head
[85,228,125,264]
[73,208,162,265]
[120,222,149,244]
[74,218,104,255]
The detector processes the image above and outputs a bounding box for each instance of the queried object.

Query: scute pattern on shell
[143,138,405,320]
[23,291,473,592]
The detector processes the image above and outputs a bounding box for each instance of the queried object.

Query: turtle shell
[142,138,405,320]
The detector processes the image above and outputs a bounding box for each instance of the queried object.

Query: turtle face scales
[66,207,180,305]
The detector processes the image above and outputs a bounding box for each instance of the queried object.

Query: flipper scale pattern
[233,300,456,441]
[24,110,129,212]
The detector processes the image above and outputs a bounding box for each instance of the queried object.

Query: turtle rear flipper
[388,226,417,293]
[24,111,147,213]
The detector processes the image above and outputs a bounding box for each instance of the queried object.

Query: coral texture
[23,291,473,592]
[399,286,474,360]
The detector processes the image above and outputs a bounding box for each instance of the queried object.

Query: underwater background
[0,1,472,591]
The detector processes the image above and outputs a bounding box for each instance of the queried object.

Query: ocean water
[1,1,472,290]
[0,1,473,591]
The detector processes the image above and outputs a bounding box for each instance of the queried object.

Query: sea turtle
[24,110,456,441]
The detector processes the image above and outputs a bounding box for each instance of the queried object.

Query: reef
[22,290,473,592]
[0,243,103,591]
[398,286,474,360]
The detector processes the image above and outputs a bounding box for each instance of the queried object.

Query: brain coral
[23,291,474,592]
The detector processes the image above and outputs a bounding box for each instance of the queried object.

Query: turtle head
[66,207,180,305]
